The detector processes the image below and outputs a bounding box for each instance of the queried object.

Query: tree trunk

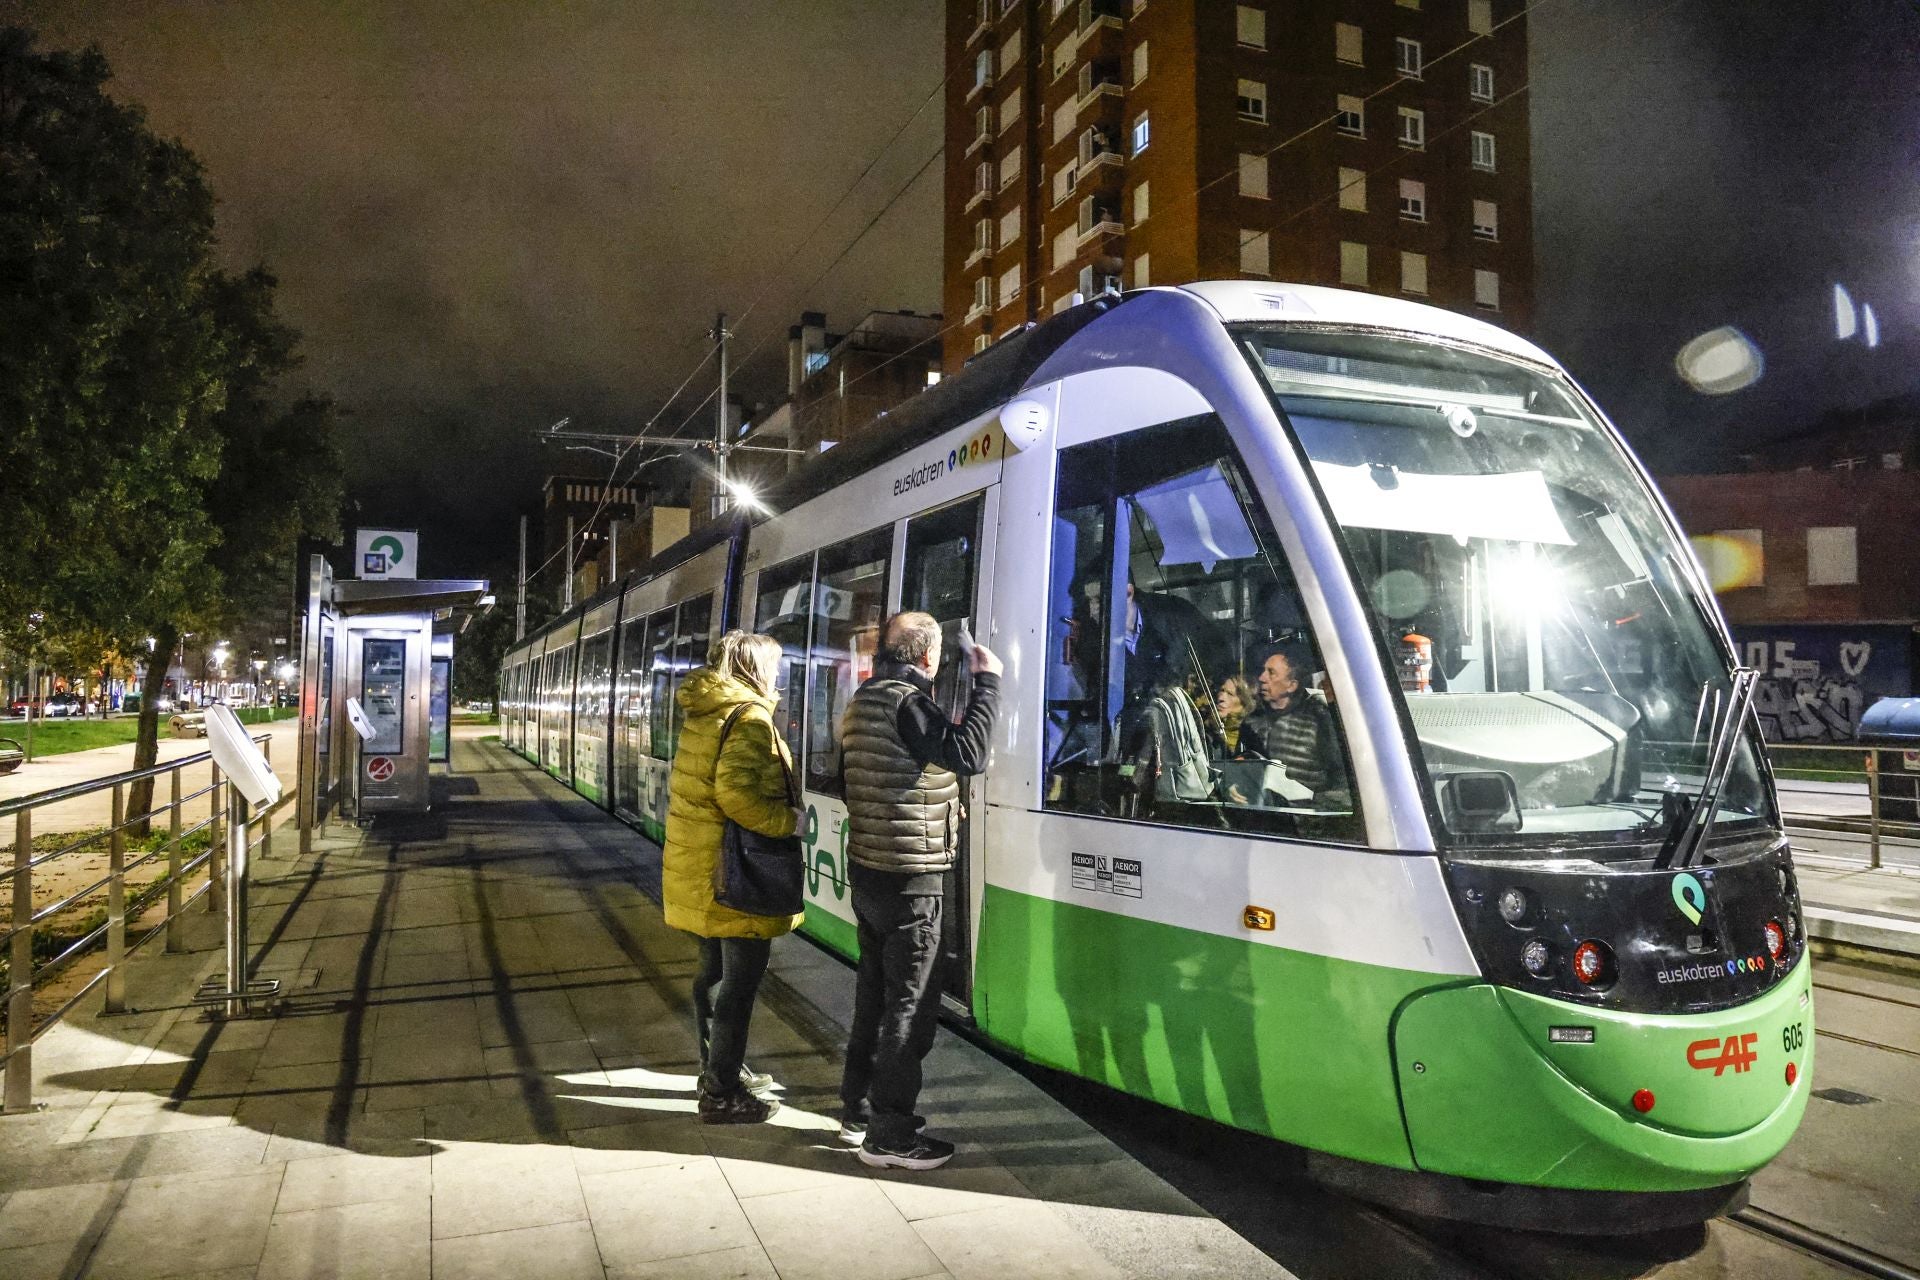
[126,624,177,838]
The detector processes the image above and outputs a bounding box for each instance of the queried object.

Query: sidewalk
[0,718,301,837]
[0,736,1287,1280]
[1797,861,1920,959]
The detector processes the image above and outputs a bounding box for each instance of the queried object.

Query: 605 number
[1781,1021,1806,1054]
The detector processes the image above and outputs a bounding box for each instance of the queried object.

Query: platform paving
[0,733,1289,1280]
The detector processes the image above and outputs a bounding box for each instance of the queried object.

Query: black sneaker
[698,1087,780,1125]
[859,1132,954,1171]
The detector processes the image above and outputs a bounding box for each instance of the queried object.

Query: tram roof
[1175,281,1559,370]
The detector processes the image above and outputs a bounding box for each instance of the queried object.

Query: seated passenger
[1234,648,1347,809]
[1212,675,1254,756]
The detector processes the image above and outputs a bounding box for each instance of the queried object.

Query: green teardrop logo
[1672,872,1706,926]
[370,534,404,565]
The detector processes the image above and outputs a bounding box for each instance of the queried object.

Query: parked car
[45,693,84,718]
[170,711,209,739]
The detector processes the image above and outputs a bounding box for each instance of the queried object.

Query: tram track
[1727,1207,1920,1280]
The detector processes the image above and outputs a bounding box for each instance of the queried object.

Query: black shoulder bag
[711,704,805,917]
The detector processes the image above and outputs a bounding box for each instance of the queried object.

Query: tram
[501,282,1810,1227]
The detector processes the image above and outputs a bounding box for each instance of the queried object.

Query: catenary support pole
[516,514,527,641]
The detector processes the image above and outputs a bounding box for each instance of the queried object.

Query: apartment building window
[1000,87,1022,131]
[1000,30,1022,71]
[1134,252,1151,287]
[1336,94,1365,136]
[1132,41,1148,85]
[999,264,1023,308]
[972,217,992,257]
[972,0,989,36]
[1053,0,1071,16]
[1052,38,1074,80]
[1398,178,1426,221]
[1335,23,1363,65]
[1474,268,1500,310]
[1052,162,1074,206]
[999,206,1022,247]
[1471,130,1496,171]
[999,148,1022,189]
[1397,107,1425,149]
[974,49,993,92]
[1807,527,1859,586]
[1053,294,1075,315]
[1238,153,1269,199]
[1395,37,1423,78]
[973,332,991,354]
[1132,180,1150,223]
[1053,225,1076,269]
[1236,79,1268,124]
[1078,195,1116,236]
[1338,166,1366,211]
[1469,0,1493,35]
[1472,198,1498,239]
[1400,251,1428,295]
[1131,112,1151,154]
[1053,98,1076,143]
[1237,6,1267,49]
[973,275,992,315]
[975,160,993,196]
[1240,229,1271,277]
[1470,63,1495,102]
[1340,241,1368,286]
[973,106,992,147]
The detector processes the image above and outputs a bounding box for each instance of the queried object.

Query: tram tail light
[1764,920,1786,960]
[1521,939,1552,977]
[1632,1089,1656,1113]
[1571,939,1614,986]
[1785,1062,1798,1086]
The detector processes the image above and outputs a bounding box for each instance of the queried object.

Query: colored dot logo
[1672,872,1706,926]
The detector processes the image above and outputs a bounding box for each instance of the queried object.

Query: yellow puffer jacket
[661,666,802,940]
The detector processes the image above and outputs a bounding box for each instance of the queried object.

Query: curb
[1803,903,1920,961]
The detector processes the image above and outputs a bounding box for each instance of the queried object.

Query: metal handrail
[4,731,292,1113]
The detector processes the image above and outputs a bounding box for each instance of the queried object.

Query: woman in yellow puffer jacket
[663,630,801,1124]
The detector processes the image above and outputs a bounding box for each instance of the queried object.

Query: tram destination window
[805,529,892,797]
[1044,416,1363,843]
[1235,329,1775,851]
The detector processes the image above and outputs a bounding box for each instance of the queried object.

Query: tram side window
[806,528,892,797]
[670,594,714,758]
[614,611,649,800]
[1043,415,1364,843]
[902,496,984,719]
[754,555,815,768]
[646,609,676,760]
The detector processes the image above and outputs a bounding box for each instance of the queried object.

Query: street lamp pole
[713,311,731,519]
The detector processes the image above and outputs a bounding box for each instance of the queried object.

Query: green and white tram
[500,282,1810,1226]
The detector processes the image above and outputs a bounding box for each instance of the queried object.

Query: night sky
[9,0,1917,584]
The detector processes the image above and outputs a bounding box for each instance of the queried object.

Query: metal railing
[1,735,295,1113]
[1769,741,1920,871]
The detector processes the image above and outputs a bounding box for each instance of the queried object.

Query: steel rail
[1730,1207,1920,1280]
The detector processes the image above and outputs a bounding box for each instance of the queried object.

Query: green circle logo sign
[370,535,405,567]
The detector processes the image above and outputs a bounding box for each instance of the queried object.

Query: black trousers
[692,935,772,1095]
[839,871,944,1145]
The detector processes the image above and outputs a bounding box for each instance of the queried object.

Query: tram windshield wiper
[1653,667,1758,870]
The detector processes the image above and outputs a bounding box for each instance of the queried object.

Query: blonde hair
[709,630,783,697]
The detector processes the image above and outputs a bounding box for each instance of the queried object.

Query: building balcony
[964,243,990,270]
[1075,214,1124,247]
[1075,16,1124,59]
[965,129,990,158]
[965,299,990,323]
[1075,149,1123,190]
[965,186,991,213]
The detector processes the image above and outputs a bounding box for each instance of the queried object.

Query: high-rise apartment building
[942,0,1532,370]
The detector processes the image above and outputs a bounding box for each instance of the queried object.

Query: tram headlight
[1571,939,1614,986]
[1763,919,1786,960]
[1497,887,1532,925]
[1521,939,1552,977]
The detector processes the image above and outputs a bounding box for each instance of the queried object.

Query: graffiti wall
[1731,623,1917,742]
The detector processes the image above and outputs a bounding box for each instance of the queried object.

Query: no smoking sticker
[366,756,395,782]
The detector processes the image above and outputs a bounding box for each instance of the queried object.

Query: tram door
[900,493,988,1008]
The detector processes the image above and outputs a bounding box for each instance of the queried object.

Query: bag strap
[712,701,798,807]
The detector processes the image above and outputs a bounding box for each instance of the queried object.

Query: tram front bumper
[1391,958,1813,1193]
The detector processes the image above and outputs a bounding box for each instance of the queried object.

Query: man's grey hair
[881,611,941,666]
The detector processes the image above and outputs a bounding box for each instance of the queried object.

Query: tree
[453,574,552,706]
[0,29,342,826]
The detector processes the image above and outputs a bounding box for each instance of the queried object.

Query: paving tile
[275,1148,433,1211]
[606,1243,781,1280]
[86,1166,283,1280]
[474,988,585,1047]
[707,1131,869,1199]
[371,994,480,1044]
[430,1141,586,1239]
[257,1013,354,1071]
[0,1240,82,1280]
[257,1194,430,1280]
[432,1218,603,1280]
[368,1030,485,1086]
[578,1158,757,1269]
[870,1156,1034,1221]
[2,1123,273,1194]
[383,923,469,955]
[0,1178,126,1248]
[364,1079,492,1113]
[480,1036,602,1080]
[911,1200,1123,1280]
[742,1178,942,1280]
[79,1097,239,1141]
[566,1117,710,1175]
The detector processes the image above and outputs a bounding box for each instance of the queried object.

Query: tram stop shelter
[296,553,490,846]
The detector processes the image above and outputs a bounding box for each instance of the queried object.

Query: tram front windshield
[1236,328,1775,854]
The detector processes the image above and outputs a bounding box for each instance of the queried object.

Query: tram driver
[1228,646,1349,810]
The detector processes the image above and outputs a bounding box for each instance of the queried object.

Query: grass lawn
[2,707,293,759]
